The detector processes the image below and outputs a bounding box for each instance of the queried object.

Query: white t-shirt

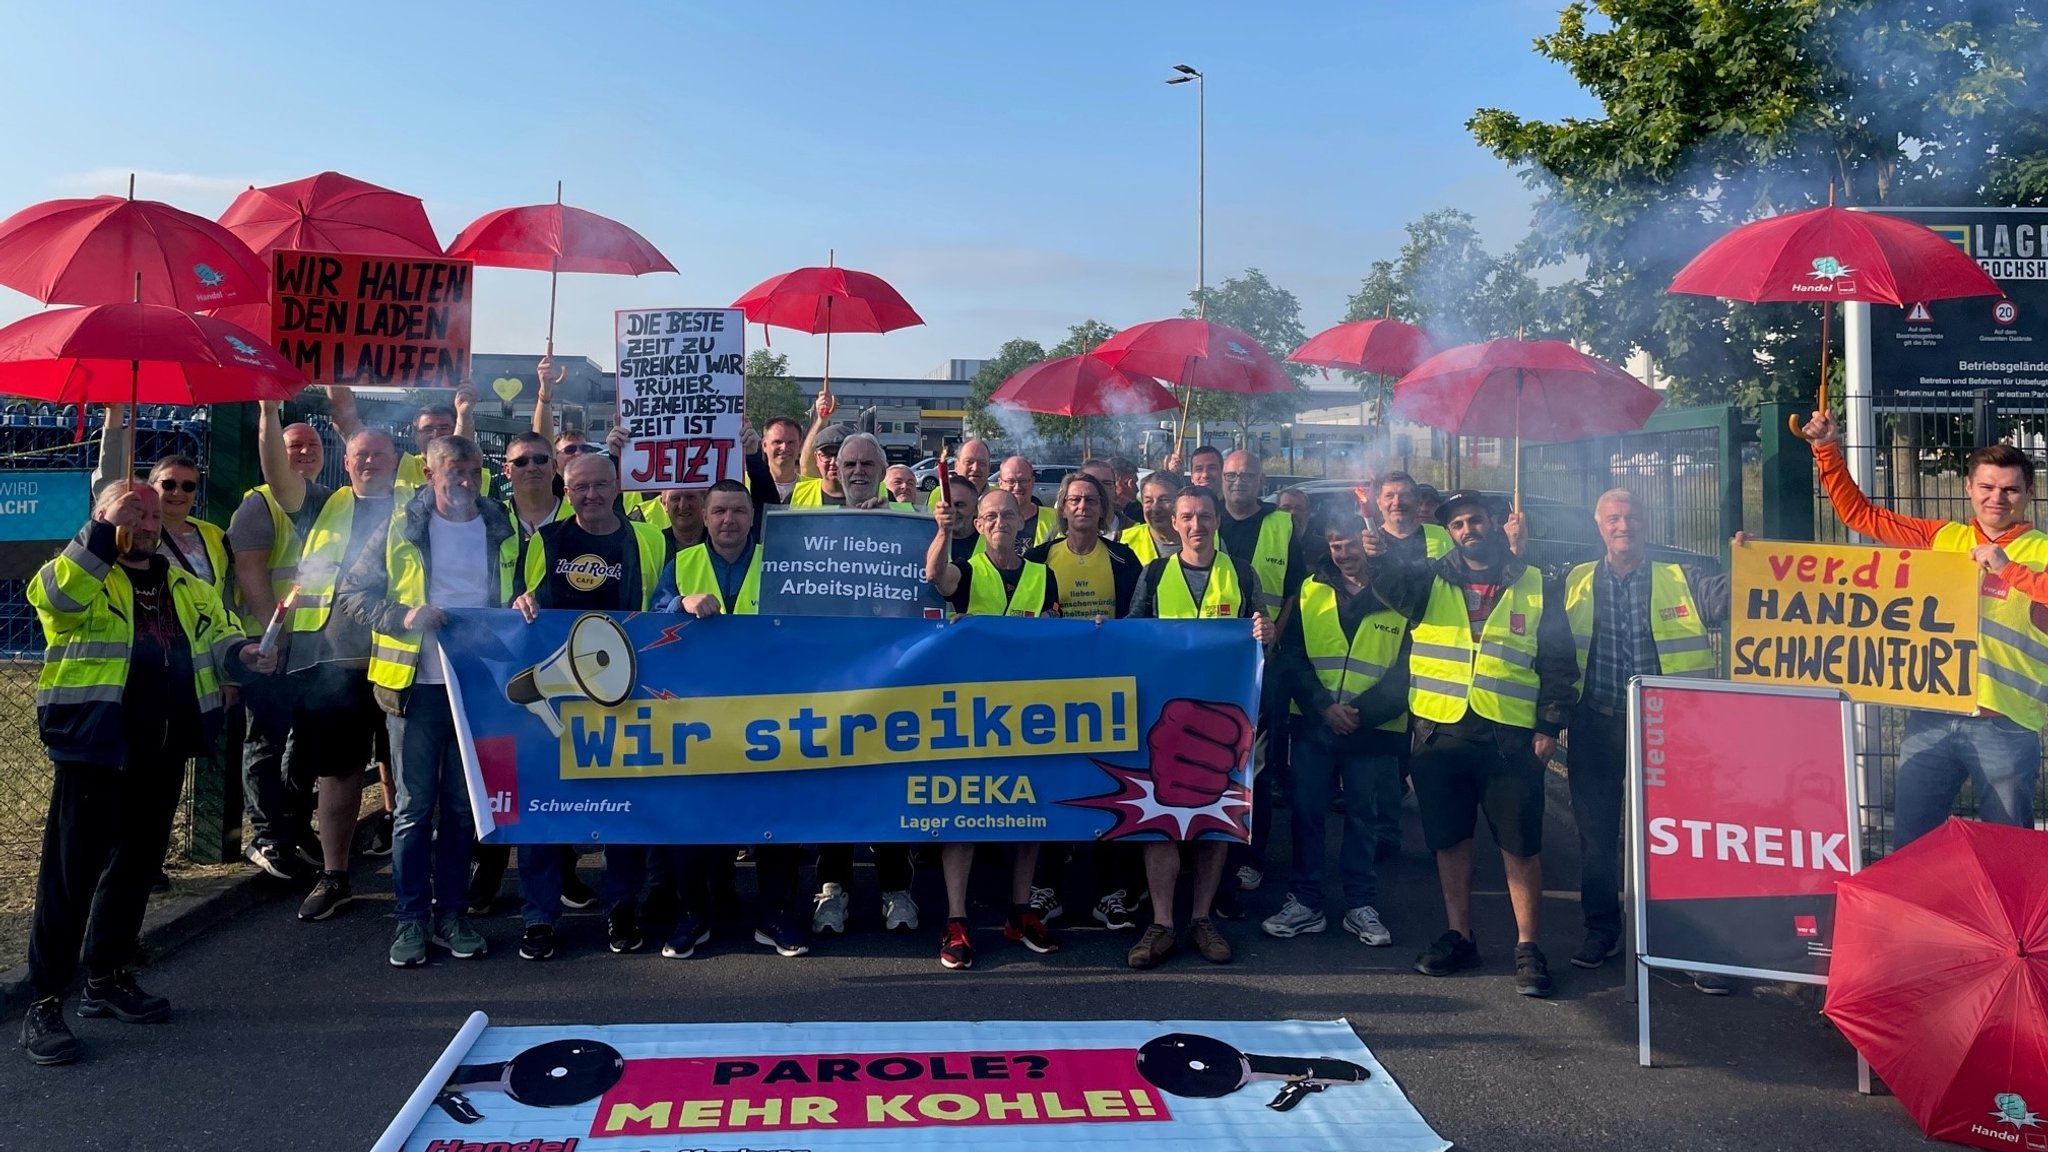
[418,513,491,684]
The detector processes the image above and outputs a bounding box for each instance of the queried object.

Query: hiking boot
[1571,931,1622,970]
[1093,889,1139,931]
[1261,895,1327,939]
[754,914,810,957]
[940,919,975,970]
[433,916,488,959]
[78,973,171,1023]
[812,883,849,935]
[1691,971,1733,996]
[1415,930,1480,976]
[1515,943,1555,998]
[606,907,643,953]
[245,841,305,882]
[1235,864,1264,892]
[518,923,556,961]
[19,998,80,1066]
[389,922,428,968]
[1190,917,1232,964]
[1028,886,1063,923]
[1342,904,1393,947]
[1004,909,1060,954]
[1126,923,1177,970]
[662,914,711,959]
[882,889,920,932]
[559,870,598,911]
[297,871,353,921]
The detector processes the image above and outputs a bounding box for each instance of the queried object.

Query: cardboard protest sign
[1729,540,1980,713]
[268,250,472,390]
[615,307,745,492]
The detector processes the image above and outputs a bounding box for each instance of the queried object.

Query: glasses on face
[978,512,1020,525]
[566,483,614,498]
[1221,471,1256,483]
[558,443,593,456]
[508,454,553,468]
[157,479,198,493]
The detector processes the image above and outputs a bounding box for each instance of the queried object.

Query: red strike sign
[1640,685,1853,902]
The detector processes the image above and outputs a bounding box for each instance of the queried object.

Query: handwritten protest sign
[1730,540,1979,713]
[268,250,472,390]
[615,307,746,492]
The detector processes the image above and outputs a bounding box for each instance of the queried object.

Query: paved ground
[0,789,1927,1152]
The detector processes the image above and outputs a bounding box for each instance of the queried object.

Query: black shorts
[287,664,382,780]
[1410,727,1545,857]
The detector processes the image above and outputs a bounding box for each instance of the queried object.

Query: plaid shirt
[1582,560,1663,712]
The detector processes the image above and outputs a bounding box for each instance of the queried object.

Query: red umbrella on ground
[1393,337,1661,507]
[1824,819,2048,1150]
[212,171,445,334]
[1087,317,1295,447]
[0,182,267,312]
[446,183,676,356]
[1668,201,2003,437]
[731,255,923,398]
[1289,316,1437,447]
[992,355,1176,458]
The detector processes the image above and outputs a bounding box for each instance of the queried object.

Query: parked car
[912,456,942,491]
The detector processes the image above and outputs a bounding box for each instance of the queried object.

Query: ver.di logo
[192,263,226,287]
[1992,1093,2042,1129]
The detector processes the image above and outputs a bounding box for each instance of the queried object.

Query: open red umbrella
[1394,337,1661,506]
[0,184,267,312]
[446,183,675,356]
[1087,317,1294,447]
[992,354,1175,458]
[211,171,445,335]
[1824,819,2048,1150]
[732,255,923,396]
[1288,317,1436,377]
[0,301,305,405]
[1669,202,2003,437]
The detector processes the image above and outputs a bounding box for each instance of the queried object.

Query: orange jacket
[1815,441,2048,602]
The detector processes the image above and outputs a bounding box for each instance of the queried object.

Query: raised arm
[259,401,309,513]
[90,404,131,501]
[324,385,364,440]
[531,357,563,439]
[1805,411,1943,548]
[453,381,478,440]
[927,504,964,598]
[798,389,834,480]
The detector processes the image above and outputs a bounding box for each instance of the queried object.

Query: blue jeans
[519,846,564,928]
[1894,710,2041,848]
[1287,735,1388,910]
[387,686,475,926]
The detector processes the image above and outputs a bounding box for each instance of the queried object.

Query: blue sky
[0,1,1594,380]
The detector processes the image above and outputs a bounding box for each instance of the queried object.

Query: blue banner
[441,610,1262,845]
[0,470,88,542]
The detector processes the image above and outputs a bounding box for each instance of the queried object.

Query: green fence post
[1759,400,1815,543]
[186,406,265,864]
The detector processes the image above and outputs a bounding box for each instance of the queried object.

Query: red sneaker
[940,918,974,970]
[1004,909,1060,955]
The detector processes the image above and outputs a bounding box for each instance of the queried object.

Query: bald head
[997,456,1035,507]
[955,439,991,486]
[1220,449,1262,515]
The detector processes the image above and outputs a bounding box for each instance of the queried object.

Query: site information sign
[1867,207,2048,410]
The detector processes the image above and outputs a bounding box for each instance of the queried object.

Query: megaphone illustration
[506,613,638,736]
[1136,1032,1370,1112]
[434,1038,626,1124]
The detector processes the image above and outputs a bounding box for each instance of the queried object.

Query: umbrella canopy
[0,302,305,405]
[218,171,442,260]
[1824,819,2048,1149]
[1392,338,1660,442]
[1669,204,2002,306]
[1288,318,1436,377]
[730,265,924,335]
[0,194,268,311]
[1089,317,1295,396]
[445,200,675,276]
[991,355,1177,418]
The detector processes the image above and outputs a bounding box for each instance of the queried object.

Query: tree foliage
[964,338,1047,443]
[743,348,806,430]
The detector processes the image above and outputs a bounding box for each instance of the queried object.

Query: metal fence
[1523,405,1746,559]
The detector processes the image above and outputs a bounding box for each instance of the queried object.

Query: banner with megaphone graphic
[439,610,1263,845]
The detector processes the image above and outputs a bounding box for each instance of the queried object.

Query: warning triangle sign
[1907,301,1933,323]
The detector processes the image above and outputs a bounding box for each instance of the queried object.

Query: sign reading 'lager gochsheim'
[1864,206,2048,411]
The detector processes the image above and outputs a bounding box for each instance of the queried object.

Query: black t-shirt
[948,533,979,567]
[946,558,1062,616]
[122,559,198,756]
[537,520,636,612]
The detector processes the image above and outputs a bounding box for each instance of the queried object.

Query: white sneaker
[1028,886,1062,923]
[882,889,919,932]
[1093,889,1138,930]
[1260,895,1327,938]
[812,883,848,935]
[1236,865,1264,891]
[1342,904,1392,946]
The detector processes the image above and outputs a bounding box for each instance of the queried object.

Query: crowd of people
[17,368,2042,1069]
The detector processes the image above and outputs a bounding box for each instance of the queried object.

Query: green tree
[743,349,806,430]
[964,338,1047,443]
[1180,269,1311,441]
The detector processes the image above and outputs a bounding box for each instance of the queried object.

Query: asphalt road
[0,788,1928,1152]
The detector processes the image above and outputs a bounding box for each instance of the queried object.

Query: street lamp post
[1166,64,1204,317]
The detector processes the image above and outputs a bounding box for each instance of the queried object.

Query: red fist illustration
[1148,700,1253,808]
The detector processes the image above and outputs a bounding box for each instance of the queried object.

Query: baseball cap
[1434,489,1489,526]
[813,424,851,454]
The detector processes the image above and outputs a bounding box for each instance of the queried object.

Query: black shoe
[1415,930,1481,976]
[1514,943,1555,998]
[1570,931,1622,969]
[297,871,353,921]
[245,841,308,882]
[661,914,711,959]
[356,809,393,858]
[560,872,598,911]
[464,891,496,917]
[78,974,171,1023]
[753,913,811,957]
[19,998,80,1066]
[607,907,643,953]
[518,923,557,961]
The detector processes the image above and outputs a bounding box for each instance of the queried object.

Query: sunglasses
[558,443,594,456]
[157,479,198,493]
[508,454,553,468]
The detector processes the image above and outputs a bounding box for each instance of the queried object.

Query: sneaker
[940,919,975,970]
[77,973,171,1023]
[1260,895,1327,938]
[1094,889,1139,931]
[1571,931,1622,970]
[1515,943,1555,998]
[1691,971,1733,996]
[1415,930,1481,976]
[297,871,353,921]
[518,923,556,961]
[606,907,643,953]
[812,883,849,935]
[1235,865,1264,891]
[559,871,598,911]
[19,998,80,1066]
[245,841,303,881]
[463,891,496,918]
[754,914,810,957]
[1342,905,1393,947]
[432,916,488,959]
[1190,917,1232,964]
[389,921,428,968]
[1126,923,1178,970]
[1004,909,1060,954]
[357,810,394,858]
[1028,886,1063,923]
[882,889,919,932]
[662,915,711,959]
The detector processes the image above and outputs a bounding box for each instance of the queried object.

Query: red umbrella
[992,355,1176,418]
[1824,819,2048,1150]
[1669,202,2003,437]
[446,183,676,355]
[1288,318,1436,376]
[1393,337,1661,506]
[0,302,305,406]
[1088,317,1294,447]
[0,188,267,312]
[218,171,442,260]
[731,256,923,395]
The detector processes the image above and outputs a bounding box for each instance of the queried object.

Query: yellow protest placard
[1729,540,1980,712]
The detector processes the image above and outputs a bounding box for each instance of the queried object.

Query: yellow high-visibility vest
[1155,554,1245,620]
[367,507,521,691]
[1934,522,2048,729]
[1408,567,1546,729]
[1299,576,1408,733]
[671,543,762,615]
[965,554,1049,616]
[1563,561,1715,684]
